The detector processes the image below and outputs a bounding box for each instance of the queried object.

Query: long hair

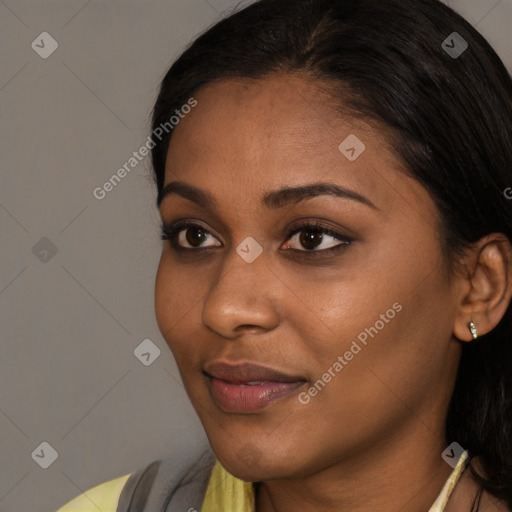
[149,0,512,503]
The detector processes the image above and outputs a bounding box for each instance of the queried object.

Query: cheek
[271,262,397,364]
[285,243,453,413]
[154,255,209,376]
[154,255,173,337]
[287,304,445,458]
[154,254,193,350]
[155,252,199,319]
[341,281,450,408]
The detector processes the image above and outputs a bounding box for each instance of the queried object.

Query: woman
[57,0,512,510]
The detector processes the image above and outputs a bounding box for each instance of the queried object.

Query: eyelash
[160,220,352,257]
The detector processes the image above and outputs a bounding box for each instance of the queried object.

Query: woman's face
[154,74,462,481]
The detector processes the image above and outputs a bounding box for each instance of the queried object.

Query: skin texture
[154,74,512,512]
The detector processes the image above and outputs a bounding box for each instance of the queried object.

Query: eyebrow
[157,180,379,211]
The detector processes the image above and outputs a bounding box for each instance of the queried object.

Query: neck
[255,420,454,512]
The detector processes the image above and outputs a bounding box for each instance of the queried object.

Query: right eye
[160,221,223,250]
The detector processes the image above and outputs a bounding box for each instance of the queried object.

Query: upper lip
[203,361,307,384]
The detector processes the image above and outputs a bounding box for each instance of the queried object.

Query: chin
[211,438,307,482]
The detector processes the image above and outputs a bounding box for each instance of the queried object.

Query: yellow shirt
[57,473,131,512]
[57,450,469,512]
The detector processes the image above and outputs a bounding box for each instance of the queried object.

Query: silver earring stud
[468,321,478,340]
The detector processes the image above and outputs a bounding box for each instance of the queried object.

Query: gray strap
[116,460,162,512]
[116,447,216,512]
[161,448,217,512]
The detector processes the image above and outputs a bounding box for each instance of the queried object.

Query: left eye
[282,223,352,252]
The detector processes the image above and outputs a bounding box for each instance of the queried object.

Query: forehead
[163,74,430,216]
[167,74,387,163]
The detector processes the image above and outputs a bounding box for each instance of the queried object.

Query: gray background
[0,1,510,511]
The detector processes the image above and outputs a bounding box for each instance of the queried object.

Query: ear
[453,233,512,342]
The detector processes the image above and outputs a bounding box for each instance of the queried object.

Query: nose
[201,245,280,338]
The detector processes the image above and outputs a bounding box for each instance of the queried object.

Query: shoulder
[116,448,216,511]
[56,448,217,512]
[56,472,132,512]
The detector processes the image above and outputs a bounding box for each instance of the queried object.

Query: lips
[203,361,308,413]
[203,361,306,384]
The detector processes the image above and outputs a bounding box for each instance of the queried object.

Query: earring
[467,320,478,340]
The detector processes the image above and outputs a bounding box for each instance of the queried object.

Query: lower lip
[208,377,306,413]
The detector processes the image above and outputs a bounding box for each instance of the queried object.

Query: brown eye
[160,222,222,250]
[184,226,208,247]
[298,229,325,250]
[282,223,352,253]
